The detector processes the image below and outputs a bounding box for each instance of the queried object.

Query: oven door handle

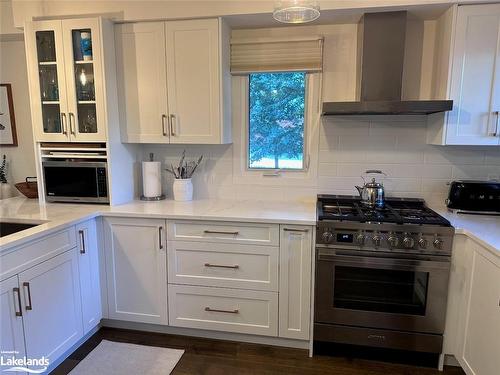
[317,250,450,271]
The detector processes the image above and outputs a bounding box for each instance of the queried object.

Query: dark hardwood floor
[51,327,465,375]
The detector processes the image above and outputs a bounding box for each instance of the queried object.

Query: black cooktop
[317,195,451,226]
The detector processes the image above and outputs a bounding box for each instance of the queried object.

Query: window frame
[245,72,311,173]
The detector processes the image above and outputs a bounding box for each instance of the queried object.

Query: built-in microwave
[42,160,109,204]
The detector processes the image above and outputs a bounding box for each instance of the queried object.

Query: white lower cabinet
[460,250,500,375]
[20,249,83,368]
[103,217,168,325]
[0,275,27,372]
[278,226,312,340]
[168,284,278,336]
[76,220,102,334]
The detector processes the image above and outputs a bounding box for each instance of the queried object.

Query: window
[248,72,306,170]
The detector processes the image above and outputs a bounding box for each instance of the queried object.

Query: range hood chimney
[322,11,452,116]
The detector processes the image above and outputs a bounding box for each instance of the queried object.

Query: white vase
[0,183,13,199]
[173,178,193,201]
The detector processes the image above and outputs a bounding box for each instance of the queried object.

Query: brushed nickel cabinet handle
[60,113,67,135]
[69,112,76,135]
[170,114,176,136]
[13,287,22,317]
[161,114,168,136]
[283,228,309,233]
[159,226,164,250]
[205,307,239,314]
[490,111,499,136]
[203,230,239,235]
[23,282,32,311]
[79,229,86,254]
[204,263,239,269]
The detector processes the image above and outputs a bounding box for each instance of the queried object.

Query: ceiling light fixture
[273,0,320,24]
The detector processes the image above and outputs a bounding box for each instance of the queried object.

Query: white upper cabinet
[115,18,231,144]
[25,18,108,142]
[428,4,500,145]
[115,22,169,143]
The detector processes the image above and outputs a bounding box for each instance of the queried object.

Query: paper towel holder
[140,153,166,201]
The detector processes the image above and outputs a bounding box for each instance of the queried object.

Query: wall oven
[314,246,451,353]
[42,160,109,204]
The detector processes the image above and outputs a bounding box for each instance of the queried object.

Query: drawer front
[167,220,279,246]
[168,241,278,291]
[1,227,76,280]
[168,284,278,337]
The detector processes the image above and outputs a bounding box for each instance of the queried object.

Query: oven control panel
[317,224,453,255]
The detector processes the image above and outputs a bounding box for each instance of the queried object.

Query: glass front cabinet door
[26,18,106,142]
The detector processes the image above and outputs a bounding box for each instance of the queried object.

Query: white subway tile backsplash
[141,117,500,203]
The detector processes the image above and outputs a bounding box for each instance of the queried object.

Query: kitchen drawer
[1,227,76,280]
[168,284,278,337]
[168,241,278,291]
[167,220,279,246]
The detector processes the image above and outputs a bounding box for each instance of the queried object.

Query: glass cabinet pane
[71,28,98,134]
[36,31,62,134]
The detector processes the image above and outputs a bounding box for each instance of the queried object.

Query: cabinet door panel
[115,22,169,143]
[447,5,500,145]
[461,251,500,375]
[62,18,107,142]
[103,217,167,324]
[76,219,102,334]
[26,20,70,142]
[166,19,221,144]
[0,276,26,373]
[20,249,83,366]
[279,226,312,340]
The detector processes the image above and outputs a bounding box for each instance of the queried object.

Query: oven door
[315,247,450,335]
[43,161,108,203]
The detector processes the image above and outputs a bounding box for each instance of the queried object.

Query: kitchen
[0,0,499,374]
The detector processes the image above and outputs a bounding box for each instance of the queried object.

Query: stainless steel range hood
[322,11,452,116]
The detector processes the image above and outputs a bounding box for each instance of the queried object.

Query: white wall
[0,37,36,191]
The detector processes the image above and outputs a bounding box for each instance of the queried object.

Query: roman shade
[230,36,324,74]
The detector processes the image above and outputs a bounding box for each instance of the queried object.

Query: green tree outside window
[248,72,306,170]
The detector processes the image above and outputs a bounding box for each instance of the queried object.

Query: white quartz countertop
[428,203,500,258]
[0,197,317,250]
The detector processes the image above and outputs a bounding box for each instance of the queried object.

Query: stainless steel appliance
[42,160,109,203]
[446,180,500,215]
[314,195,454,353]
[355,170,386,208]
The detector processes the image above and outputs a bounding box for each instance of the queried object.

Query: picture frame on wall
[0,83,18,147]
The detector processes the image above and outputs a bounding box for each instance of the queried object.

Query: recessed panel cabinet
[115,18,231,144]
[103,217,168,325]
[428,4,500,145]
[25,18,108,142]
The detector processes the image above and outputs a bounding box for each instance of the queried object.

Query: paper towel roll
[142,161,162,198]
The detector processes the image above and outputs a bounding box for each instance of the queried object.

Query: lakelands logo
[1,351,49,374]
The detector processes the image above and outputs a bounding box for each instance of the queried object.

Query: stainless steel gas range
[314,195,455,354]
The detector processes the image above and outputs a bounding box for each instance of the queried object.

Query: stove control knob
[356,233,365,246]
[403,236,415,249]
[387,235,399,248]
[322,231,333,243]
[433,238,444,250]
[418,238,428,249]
[372,235,382,247]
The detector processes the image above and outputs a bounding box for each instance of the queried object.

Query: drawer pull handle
[13,287,22,317]
[203,230,239,235]
[204,263,239,269]
[283,228,309,233]
[79,229,86,254]
[23,282,33,311]
[205,307,239,314]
